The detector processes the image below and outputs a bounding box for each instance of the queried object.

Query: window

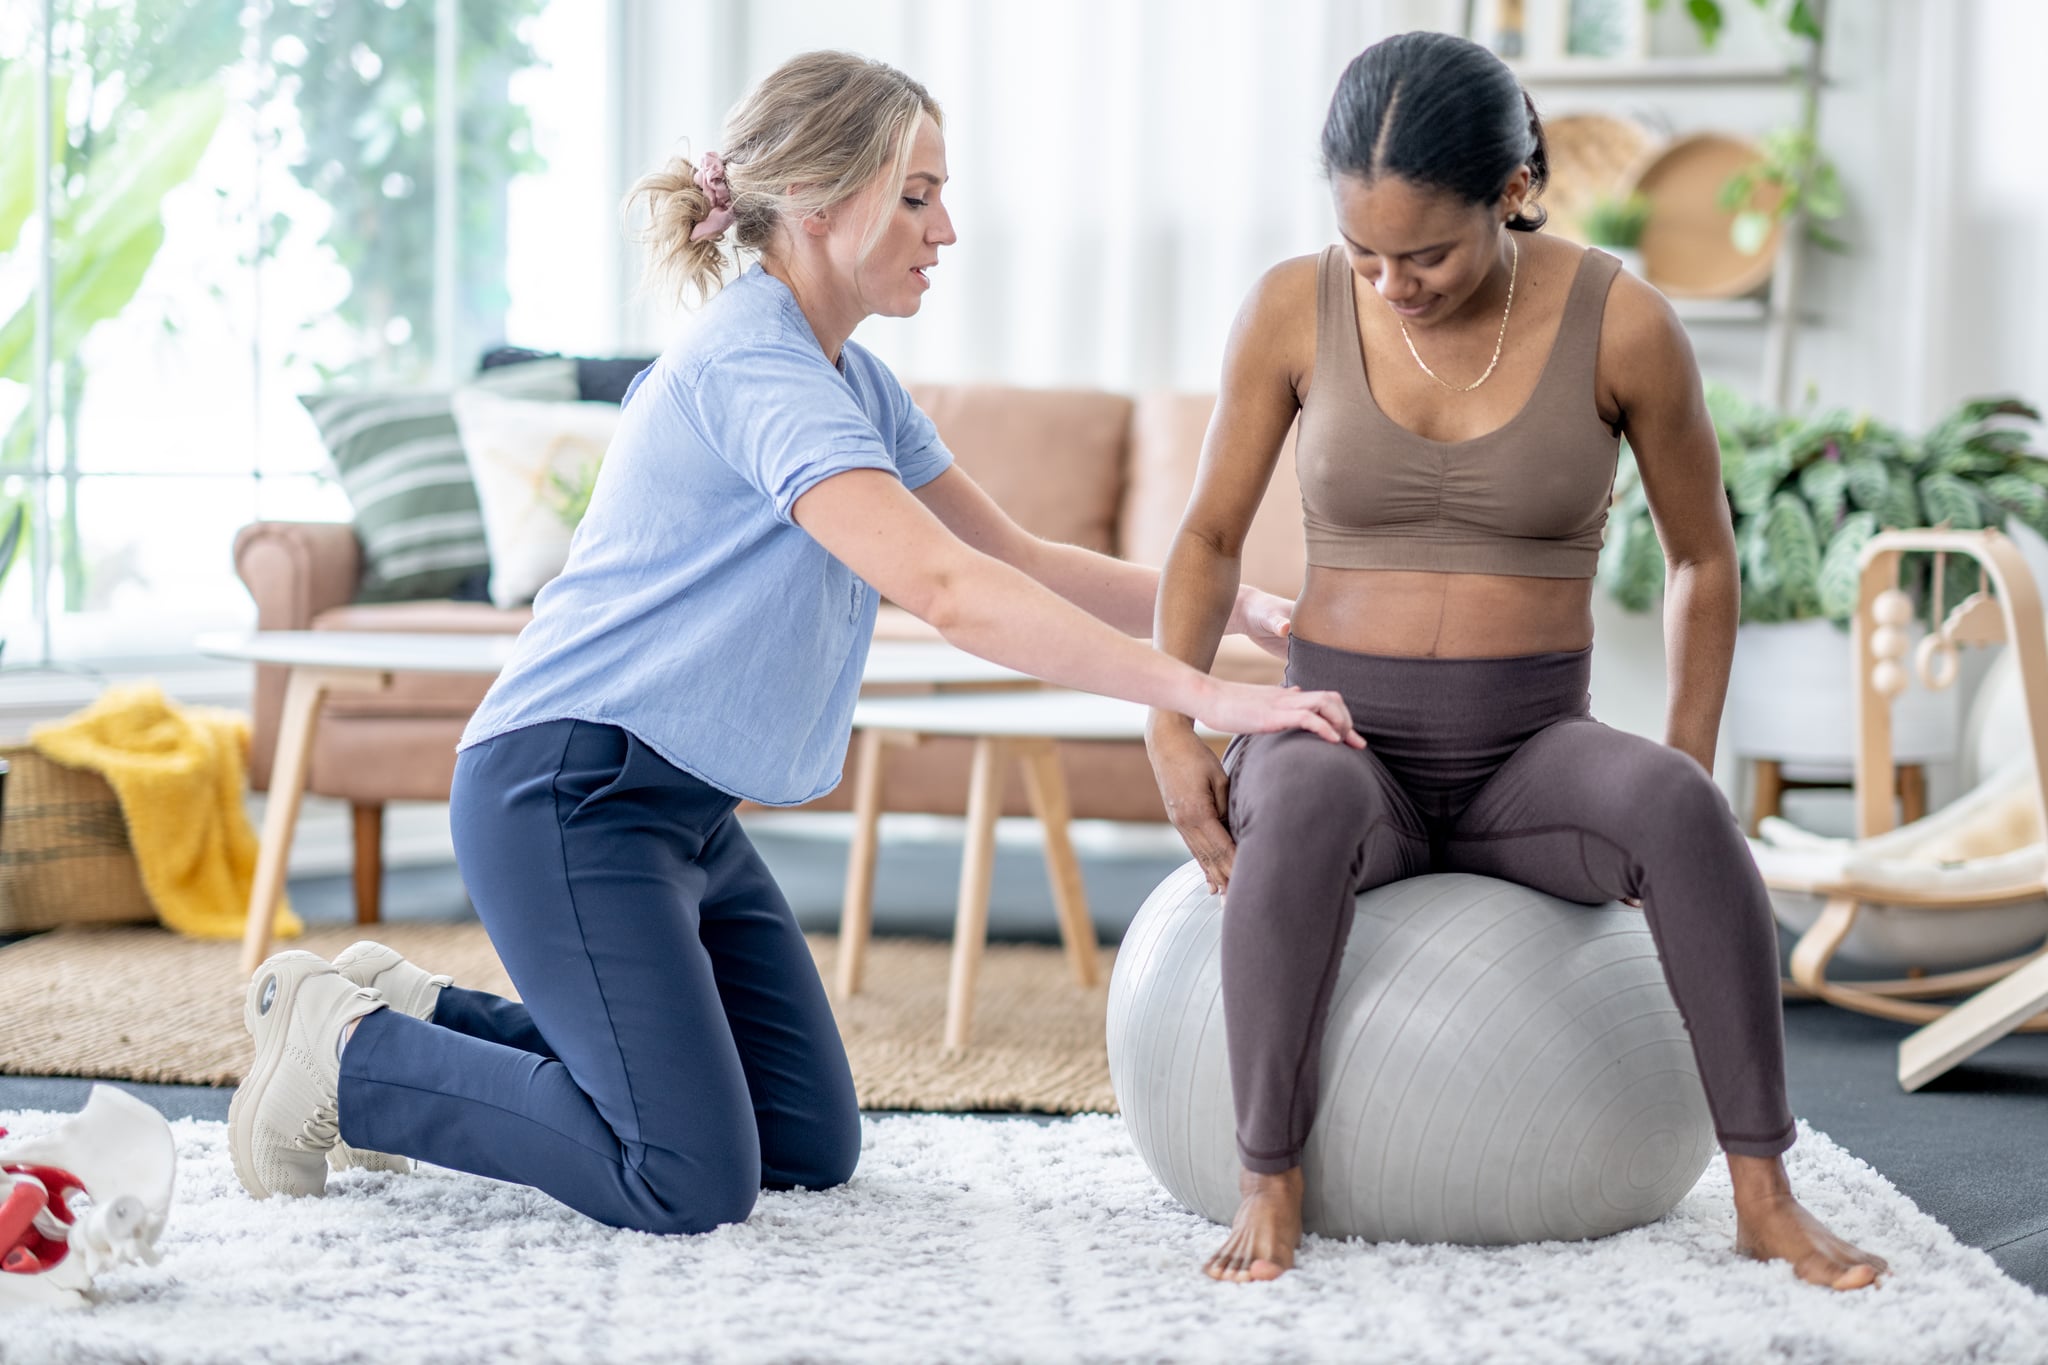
[0,0,613,664]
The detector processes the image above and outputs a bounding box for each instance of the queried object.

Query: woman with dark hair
[1146,30,1887,1288]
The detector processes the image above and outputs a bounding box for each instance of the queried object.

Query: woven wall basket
[0,746,156,934]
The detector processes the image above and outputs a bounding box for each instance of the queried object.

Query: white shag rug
[3,1111,2044,1365]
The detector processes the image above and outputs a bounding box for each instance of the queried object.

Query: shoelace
[293,1102,340,1153]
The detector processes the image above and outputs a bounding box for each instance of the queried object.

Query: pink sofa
[233,384,1308,921]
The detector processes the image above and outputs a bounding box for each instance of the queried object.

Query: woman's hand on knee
[1198,682,1365,750]
[1147,721,1238,893]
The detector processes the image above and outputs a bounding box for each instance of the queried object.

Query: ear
[1500,165,1535,222]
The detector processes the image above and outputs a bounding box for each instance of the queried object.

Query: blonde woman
[226,51,1361,1233]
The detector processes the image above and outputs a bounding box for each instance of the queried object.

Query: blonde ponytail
[625,51,942,305]
[626,153,732,304]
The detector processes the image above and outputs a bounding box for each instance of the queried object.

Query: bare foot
[1728,1154,1889,1291]
[1204,1166,1304,1282]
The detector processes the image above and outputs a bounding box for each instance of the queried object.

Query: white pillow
[450,388,621,608]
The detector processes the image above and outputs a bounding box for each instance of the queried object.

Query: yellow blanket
[31,684,301,941]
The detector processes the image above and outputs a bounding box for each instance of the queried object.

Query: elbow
[902,560,973,637]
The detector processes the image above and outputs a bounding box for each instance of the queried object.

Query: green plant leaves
[1985,474,2048,538]
[1816,511,1878,619]
[0,80,223,382]
[1842,456,1890,513]
[1731,211,1773,256]
[1796,456,1848,527]
[1754,491,1823,615]
[1917,472,1983,531]
[1602,383,2043,627]
[0,65,70,257]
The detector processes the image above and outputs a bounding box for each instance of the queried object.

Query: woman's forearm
[1661,557,1739,771]
[925,550,1216,716]
[1149,529,1243,726]
[1018,539,1166,635]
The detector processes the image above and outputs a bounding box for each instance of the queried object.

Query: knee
[1237,734,1381,832]
[628,1160,760,1235]
[765,1105,862,1192]
[1621,747,1736,843]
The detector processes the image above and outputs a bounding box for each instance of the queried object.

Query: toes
[1831,1262,1879,1291]
[1248,1258,1288,1281]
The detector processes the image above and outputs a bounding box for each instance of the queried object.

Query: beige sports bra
[1295,243,1624,579]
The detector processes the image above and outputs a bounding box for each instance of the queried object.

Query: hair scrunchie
[689,150,735,242]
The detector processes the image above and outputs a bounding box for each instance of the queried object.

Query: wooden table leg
[1749,758,1784,836]
[1017,739,1098,988]
[352,802,384,925]
[238,667,385,977]
[1898,762,1927,825]
[944,737,1007,1050]
[835,727,888,1000]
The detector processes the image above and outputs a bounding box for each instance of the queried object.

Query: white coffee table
[199,631,1035,975]
[838,690,1222,1049]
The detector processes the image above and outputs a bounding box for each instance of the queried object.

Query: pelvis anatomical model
[1,1085,176,1309]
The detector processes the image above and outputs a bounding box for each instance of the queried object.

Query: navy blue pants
[335,719,862,1233]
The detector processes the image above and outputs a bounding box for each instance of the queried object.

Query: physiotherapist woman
[226,50,1362,1234]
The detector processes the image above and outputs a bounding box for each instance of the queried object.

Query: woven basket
[0,746,156,933]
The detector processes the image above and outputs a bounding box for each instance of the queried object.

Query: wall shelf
[1509,58,1806,87]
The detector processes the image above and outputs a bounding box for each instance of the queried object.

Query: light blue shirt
[461,265,954,804]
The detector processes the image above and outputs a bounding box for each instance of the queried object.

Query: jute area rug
[0,924,1117,1112]
[2,1109,2044,1364]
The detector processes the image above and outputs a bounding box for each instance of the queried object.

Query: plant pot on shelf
[1724,618,1959,776]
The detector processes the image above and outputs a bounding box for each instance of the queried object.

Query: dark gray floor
[4,823,2045,1294]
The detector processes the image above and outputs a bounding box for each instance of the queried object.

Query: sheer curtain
[622,0,1413,392]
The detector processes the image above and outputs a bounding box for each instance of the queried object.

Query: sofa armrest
[234,521,362,629]
[234,521,362,787]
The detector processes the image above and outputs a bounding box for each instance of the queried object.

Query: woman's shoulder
[1221,253,1324,377]
[1244,252,1325,319]
[665,268,823,374]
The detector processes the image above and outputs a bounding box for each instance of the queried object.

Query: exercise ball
[1107,867,1716,1245]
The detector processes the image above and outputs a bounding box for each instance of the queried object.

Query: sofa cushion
[1118,392,1306,598]
[907,384,1131,554]
[479,346,657,404]
[300,358,579,602]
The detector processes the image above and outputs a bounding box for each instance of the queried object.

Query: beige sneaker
[324,941,454,1174]
[228,952,384,1199]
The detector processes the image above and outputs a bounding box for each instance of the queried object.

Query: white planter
[1724,618,1958,770]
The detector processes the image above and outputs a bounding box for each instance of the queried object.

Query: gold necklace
[1398,234,1518,393]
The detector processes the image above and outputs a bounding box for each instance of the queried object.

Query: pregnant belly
[1290,567,1595,658]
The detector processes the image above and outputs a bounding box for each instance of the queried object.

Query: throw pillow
[478,346,657,404]
[449,387,622,608]
[299,358,579,602]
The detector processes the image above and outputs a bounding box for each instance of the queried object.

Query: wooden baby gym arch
[1765,528,2048,1090]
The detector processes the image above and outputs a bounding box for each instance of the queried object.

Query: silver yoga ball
[1107,867,1717,1245]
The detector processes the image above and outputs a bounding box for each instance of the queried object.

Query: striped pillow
[300,359,579,602]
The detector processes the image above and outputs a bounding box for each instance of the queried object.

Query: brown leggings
[1221,635,1795,1174]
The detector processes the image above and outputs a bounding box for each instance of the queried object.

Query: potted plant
[1580,191,1651,278]
[1600,389,2048,768]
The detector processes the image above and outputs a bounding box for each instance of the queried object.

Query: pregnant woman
[1144,32,1887,1289]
